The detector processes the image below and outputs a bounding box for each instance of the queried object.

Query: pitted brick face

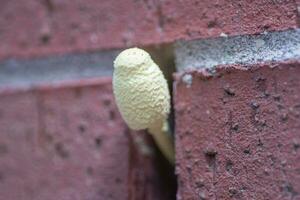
[0,79,173,200]
[174,61,300,200]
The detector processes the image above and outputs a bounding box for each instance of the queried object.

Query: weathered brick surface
[163,0,299,41]
[1,0,298,60]
[174,61,300,199]
[0,0,162,60]
[0,79,173,200]
[0,91,39,200]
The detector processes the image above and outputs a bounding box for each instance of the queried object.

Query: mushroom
[113,47,174,163]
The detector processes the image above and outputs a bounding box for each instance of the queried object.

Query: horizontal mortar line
[2,28,299,88]
[175,28,300,71]
[0,49,121,88]
[0,77,113,95]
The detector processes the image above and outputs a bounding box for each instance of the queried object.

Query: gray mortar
[0,50,120,88]
[175,29,300,71]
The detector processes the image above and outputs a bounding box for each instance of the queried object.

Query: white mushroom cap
[113,48,170,130]
[114,47,153,69]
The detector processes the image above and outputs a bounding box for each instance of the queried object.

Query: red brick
[0,78,173,200]
[0,0,163,60]
[174,61,300,199]
[0,0,298,60]
[0,91,39,200]
[163,0,299,41]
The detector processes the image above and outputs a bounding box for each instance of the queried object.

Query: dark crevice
[94,137,102,148]
[55,142,70,159]
[78,124,86,134]
[145,44,177,199]
[0,171,4,182]
[0,144,8,155]
[144,43,176,135]
[43,0,55,13]
[204,148,218,199]
[124,43,177,198]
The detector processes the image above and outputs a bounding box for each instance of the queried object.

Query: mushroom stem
[148,120,175,164]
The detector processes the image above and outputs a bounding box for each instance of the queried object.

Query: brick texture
[163,0,299,41]
[174,61,300,199]
[0,0,162,60]
[1,0,299,60]
[0,79,174,200]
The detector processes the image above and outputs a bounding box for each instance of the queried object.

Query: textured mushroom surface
[113,48,170,130]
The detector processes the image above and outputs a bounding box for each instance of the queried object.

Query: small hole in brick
[204,147,217,167]
[243,149,251,154]
[257,139,264,147]
[185,131,192,136]
[221,97,228,104]
[277,104,284,110]
[95,137,102,148]
[40,34,51,44]
[195,178,205,188]
[282,183,298,196]
[250,101,260,110]
[226,160,233,173]
[0,172,4,182]
[55,143,69,159]
[70,23,79,30]
[0,144,8,155]
[45,134,53,142]
[293,142,300,151]
[280,113,288,122]
[229,187,238,197]
[262,24,270,30]
[255,76,266,82]
[78,124,86,134]
[273,94,281,101]
[103,99,111,106]
[207,20,217,28]
[44,0,55,12]
[186,165,192,174]
[115,177,122,184]
[223,85,235,96]
[185,150,192,159]
[109,110,115,120]
[86,166,94,176]
[263,91,270,98]
[204,147,217,157]
[231,123,239,131]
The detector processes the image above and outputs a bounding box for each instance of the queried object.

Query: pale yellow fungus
[113,47,174,163]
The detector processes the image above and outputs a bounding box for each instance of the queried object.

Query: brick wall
[175,61,300,199]
[1,0,298,60]
[0,80,175,200]
[1,0,299,199]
